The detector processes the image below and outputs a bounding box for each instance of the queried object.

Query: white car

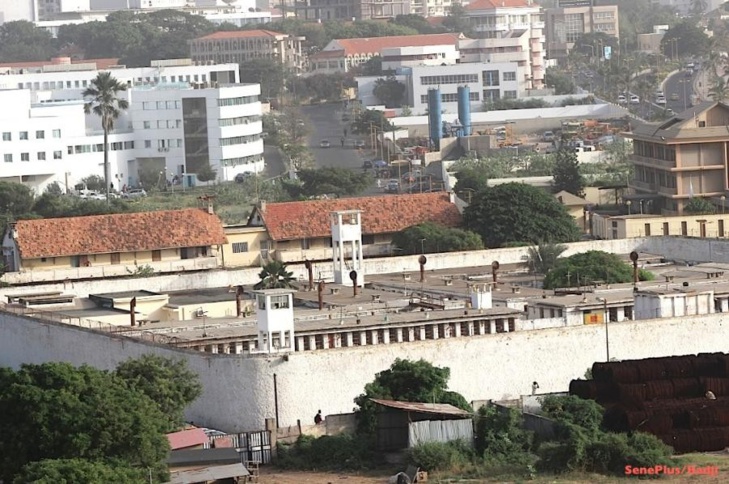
[617,94,627,104]
[630,95,640,104]
[656,96,667,105]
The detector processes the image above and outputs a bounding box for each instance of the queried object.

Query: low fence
[275,412,356,444]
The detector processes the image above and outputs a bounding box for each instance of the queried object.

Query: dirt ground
[258,468,388,484]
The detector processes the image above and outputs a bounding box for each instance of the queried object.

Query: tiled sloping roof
[335,33,461,56]
[465,0,532,10]
[257,192,461,241]
[13,208,227,259]
[194,30,286,41]
[554,190,588,206]
[167,428,209,451]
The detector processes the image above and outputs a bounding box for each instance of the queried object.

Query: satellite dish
[418,255,427,265]
[349,270,358,282]
[630,251,639,262]
[491,261,500,270]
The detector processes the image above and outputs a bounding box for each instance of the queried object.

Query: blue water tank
[427,88,442,150]
[457,86,472,137]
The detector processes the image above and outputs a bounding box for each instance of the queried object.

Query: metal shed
[371,398,473,451]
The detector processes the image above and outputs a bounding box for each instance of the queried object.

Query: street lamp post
[626,200,632,215]
[721,196,726,215]
[420,238,427,255]
[598,297,610,361]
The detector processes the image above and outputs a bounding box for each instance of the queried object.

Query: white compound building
[0,58,264,192]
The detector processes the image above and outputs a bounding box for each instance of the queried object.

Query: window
[3,154,11,162]
[663,222,669,235]
[271,295,289,309]
[20,153,29,162]
[503,71,517,82]
[52,129,61,138]
[145,140,152,148]
[681,221,688,236]
[110,253,121,264]
[258,297,266,310]
[37,152,46,161]
[142,102,154,110]
[19,131,28,140]
[483,89,500,102]
[720,220,725,237]
[218,95,259,106]
[143,121,151,129]
[53,151,62,160]
[232,242,249,253]
[503,90,517,99]
[483,70,500,87]
[644,223,651,236]
[35,130,44,139]
[2,132,10,141]
[362,235,375,245]
[420,74,479,85]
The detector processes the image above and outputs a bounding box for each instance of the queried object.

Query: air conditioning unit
[158,148,165,152]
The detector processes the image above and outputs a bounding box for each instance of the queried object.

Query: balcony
[630,155,676,170]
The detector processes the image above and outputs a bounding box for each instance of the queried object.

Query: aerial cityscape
[2,0,729,482]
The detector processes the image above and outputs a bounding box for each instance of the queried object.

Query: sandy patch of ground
[258,468,390,484]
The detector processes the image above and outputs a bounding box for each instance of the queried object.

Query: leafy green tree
[240,59,286,101]
[540,395,604,432]
[0,21,56,62]
[390,14,442,34]
[14,459,146,484]
[352,109,393,135]
[709,76,729,102]
[115,355,202,433]
[442,3,471,34]
[355,56,385,76]
[684,197,716,214]
[255,260,296,289]
[464,183,581,248]
[0,181,35,218]
[80,175,106,192]
[196,163,218,183]
[288,167,372,198]
[553,146,585,197]
[543,250,655,289]
[373,75,407,108]
[391,222,483,255]
[83,72,129,203]
[661,20,710,59]
[572,32,619,60]
[354,359,471,435]
[545,67,576,95]
[0,363,170,483]
[527,243,567,275]
[44,182,64,196]
[474,404,533,460]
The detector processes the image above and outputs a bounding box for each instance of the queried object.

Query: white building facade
[380,44,460,71]
[0,61,263,192]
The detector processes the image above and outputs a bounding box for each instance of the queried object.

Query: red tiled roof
[167,428,209,451]
[465,0,533,10]
[0,58,120,70]
[194,30,287,41]
[13,208,227,259]
[334,33,461,56]
[256,192,461,241]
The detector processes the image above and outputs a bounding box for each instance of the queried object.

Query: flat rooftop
[167,288,238,307]
[91,290,162,300]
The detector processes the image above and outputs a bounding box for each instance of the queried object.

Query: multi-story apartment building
[285,0,411,21]
[544,1,619,62]
[410,0,453,16]
[357,61,523,112]
[189,30,305,73]
[0,59,263,192]
[0,0,90,22]
[626,101,729,215]
[309,33,462,75]
[462,0,545,88]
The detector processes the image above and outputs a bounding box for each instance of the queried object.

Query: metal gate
[239,430,272,464]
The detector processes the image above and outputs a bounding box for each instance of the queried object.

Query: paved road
[301,103,368,170]
[664,70,696,114]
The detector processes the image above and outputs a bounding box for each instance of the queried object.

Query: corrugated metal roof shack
[372,398,473,451]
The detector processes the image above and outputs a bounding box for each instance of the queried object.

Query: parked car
[320,139,331,148]
[617,94,627,104]
[630,95,640,104]
[670,93,679,101]
[542,130,555,142]
[656,96,667,105]
[362,160,373,170]
[385,179,400,193]
[354,139,365,148]
[373,159,389,169]
[122,188,147,199]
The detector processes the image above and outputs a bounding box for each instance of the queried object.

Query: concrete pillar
[502,319,510,333]
[360,331,367,345]
[722,298,729,313]
[489,320,496,334]
[308,335,316,350]
[454,323,461,337]
[333,333,342,348]
[210,344,218,354]
[396,328,404,342]
[370,330,378,345]
[223,344,231,354]
[346,332,354,347]
[322,334,330,349]
[418,327,425,340]
[382,329,390,344]
[296,336,305,351]
[467,322,474,336]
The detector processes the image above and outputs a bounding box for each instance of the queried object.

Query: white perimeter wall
[1,308,729,433]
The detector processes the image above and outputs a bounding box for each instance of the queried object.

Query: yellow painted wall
[23,249,180,270]
[177,300,242,320]
[77,313,132,327]
[112,297,170,321]
[221,228,268,268]
[593,213,729,239]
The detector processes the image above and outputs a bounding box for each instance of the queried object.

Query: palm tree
[709,76,729,102]
[527,243,567,275]
[83,72,129,203]
[254,261,296,289]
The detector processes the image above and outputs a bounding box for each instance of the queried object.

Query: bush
[276,434,378,471]
[408,440,471,472]
[540,395,604,432]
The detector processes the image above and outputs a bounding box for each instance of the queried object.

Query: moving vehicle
[354,139,365,148]
[617,94,627,104]
[386,179,400,193]
[319,140,331,148]
[542,130,555,142]
[656,96,666,105]
[670,93,679,101]
[630,95,640,104]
